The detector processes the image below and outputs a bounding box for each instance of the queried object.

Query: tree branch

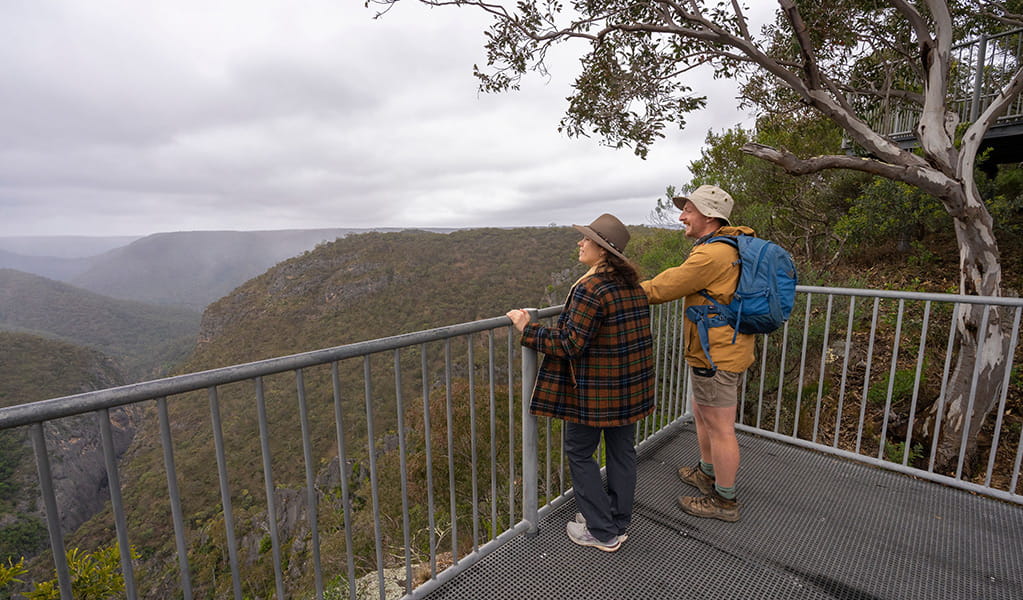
[778,0,823,90]
[838,80,925,106]
[741,142,969,218]
[730,0,752,41]
[740,143,910,177]
[901,0,956,174]
[979,1,1023,27]
[658,1,921,167]
[888,0,932,44]
[959,66,1023,192]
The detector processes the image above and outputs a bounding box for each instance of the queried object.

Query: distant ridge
[0,269,200,381]
[0,248,98,282]
[0,235,141,258]
[1,228,460,310]
[190,227,584,365]
[65,228,455,310]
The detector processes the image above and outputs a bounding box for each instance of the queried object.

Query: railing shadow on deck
[0,285,1021,599]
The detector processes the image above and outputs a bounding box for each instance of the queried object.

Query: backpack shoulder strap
[696,234,741,305]
[702,235,738,249]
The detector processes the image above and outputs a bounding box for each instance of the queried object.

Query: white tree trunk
[742,142,1011,472]
[933,306,1011,471]
[926,201,1011,471]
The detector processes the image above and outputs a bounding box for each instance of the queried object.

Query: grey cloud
[0,1,761,237]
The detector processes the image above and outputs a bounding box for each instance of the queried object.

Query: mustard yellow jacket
[640,226,757,372]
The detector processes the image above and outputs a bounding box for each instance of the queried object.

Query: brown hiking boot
[677,492,740,522]
[677,464,715,495]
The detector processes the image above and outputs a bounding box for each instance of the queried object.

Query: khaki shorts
[690,367,741,408]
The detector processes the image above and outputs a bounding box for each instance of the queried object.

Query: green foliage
[678,112,1023,284]
[0,332,124,409]
[0,431,27,504]
[834,179,948,252]
[683,116,857,265]
[906,241,941,268]
[0,333,132,570]
[399,377,535,559]
[0,557,27,599]
[987,163,1023,237]
[186,228,584,367]
[867,368,919,407]
[447,0,1012,162]
[884,441,925,466]
[0,518,47,562]
[21,545,135,600]
[629,227,691,275]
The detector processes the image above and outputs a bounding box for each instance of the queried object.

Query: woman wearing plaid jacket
[507,213,655,553]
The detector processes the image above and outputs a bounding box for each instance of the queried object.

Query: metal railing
[735,286,1023,505]
[1,286,1021,599]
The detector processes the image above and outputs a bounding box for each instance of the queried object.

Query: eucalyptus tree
[683,116,857,266]
[373,0,1023,470]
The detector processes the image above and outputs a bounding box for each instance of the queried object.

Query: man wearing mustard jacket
[640,184,755,522]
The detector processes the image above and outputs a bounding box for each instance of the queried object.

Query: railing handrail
[5,286,1022,430]
[0,307,564,430]
[953,26,1023,50]
[796,284,1023,305]
[8,286,1021,431]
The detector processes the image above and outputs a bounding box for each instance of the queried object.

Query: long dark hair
[597,252,641,287]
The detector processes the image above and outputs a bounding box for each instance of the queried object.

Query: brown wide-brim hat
[672,184,734,225]
[572,213,630,261]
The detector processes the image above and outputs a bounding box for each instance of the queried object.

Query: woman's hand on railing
[506,309,530,332]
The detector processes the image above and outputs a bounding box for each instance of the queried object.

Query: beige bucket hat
[672,184,734,225]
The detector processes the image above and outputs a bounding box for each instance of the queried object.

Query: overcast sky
[1,1,768,238]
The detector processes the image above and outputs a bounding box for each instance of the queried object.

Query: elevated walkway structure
[852,28,1023,166]
[424,422,1023,600]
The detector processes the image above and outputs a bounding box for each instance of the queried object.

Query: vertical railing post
[520,309,540,537]
[97,409,137,600]
[29,423,72,600]
[970,34,988,122]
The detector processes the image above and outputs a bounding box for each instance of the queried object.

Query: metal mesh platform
[423,422,1023,599]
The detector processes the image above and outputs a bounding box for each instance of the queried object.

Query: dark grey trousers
[564,421,637,542]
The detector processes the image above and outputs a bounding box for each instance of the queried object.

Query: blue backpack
[685,234,798,370]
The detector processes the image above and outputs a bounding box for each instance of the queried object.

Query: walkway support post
[520,309,540,537]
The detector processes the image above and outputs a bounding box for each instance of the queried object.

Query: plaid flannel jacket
[520,272,655,427]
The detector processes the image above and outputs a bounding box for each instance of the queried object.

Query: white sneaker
[566,520,621,552]
[574,512,628,543]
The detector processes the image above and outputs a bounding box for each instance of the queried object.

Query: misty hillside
[67,228,436,310]
[188,227,586,367]
[0,235,140,282]
[0,331,125,408]
[0,248,100,282]
[0,332,131,562]
[0,235,140,258]
[0,269,201,381]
